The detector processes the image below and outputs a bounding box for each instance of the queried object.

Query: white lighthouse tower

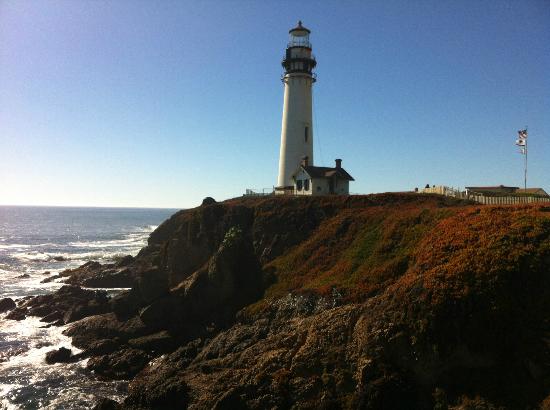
[276,21,317,193]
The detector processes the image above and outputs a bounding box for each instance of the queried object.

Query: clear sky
[1,0,548,208]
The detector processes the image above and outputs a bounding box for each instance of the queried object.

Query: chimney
[335,159,342,169]
[301,156,309,167]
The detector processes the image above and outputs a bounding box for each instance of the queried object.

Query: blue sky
[1,0,548,208]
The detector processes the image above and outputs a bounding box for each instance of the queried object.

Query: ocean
[0,206,177,409]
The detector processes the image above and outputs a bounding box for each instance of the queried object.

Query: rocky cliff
[8,194,550,409]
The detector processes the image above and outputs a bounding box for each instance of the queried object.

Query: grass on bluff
[263,202,457,302]
[239,194,550,317]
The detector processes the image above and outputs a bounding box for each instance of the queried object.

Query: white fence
[467,194,550,205]
[421,186,550,205]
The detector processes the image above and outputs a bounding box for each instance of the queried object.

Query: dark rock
[124,365,189,409]
[52,255,67,261]
[83,338,120,356]
[92,398,121,410]
[111,289,142,319]
[64,313,148,350]
[40,310,64,323]
[59,261,108,286]
[0,298,16,313]
[44,319,65,327]
[16,273,30,279]
[5,307,26,320]
[128,331,177,354]
[82,268,136,288]
[28,304,54,317]
[45,347,72,364]
[136,268,169,304]
[202,197,217,206]
[87,348,150,379]
[138,296,180,332]
[43,271,51,275]
[115,255,134,267]
[41,274,61,283]
[10,285,110,325]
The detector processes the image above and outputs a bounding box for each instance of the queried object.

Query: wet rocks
[40,310,64,323]
[87,348,151,379]
[111,289,142,319]
[92,398,121,410]
[202,196,217,206]
[45,347,73,364]
[64,313,148,350]
[5,285,110,324]
[0,297,16,313]
[128,331,177,354]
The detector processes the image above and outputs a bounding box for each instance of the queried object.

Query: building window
[297,180,303,191]
[317,186,321,192]
[304,179,310,191]
[305,126,309,142]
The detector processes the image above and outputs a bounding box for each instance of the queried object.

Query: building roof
[296,165,355,181]
[289,21,311,34]
[465,185,519,193]
[516,188,549,196]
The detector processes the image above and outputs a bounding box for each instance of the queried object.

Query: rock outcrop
[8,194,550,409]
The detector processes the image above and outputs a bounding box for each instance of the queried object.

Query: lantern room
[282,21,317,76]
[288,21,311,48]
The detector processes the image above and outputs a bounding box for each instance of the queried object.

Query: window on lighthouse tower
[305,126,309,142]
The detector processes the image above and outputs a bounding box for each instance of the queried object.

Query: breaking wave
[0,207,174,409]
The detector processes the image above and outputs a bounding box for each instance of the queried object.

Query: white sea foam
[0,316,125,409]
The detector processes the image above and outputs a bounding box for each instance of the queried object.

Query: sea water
[0,206,176,409]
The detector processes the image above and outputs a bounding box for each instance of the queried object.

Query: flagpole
[523,126,527,189]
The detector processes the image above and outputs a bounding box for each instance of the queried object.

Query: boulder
[40,310,64,323]
[202,197,217,206]
[45,347,73,364]
[111,289,143,319]
[92,398,121,410]
[5,307,26,320]
[87,348,150,379]
[83,338,120,356]
[64,313,148,350]
[0,298,16,313]
[115,255,134,267]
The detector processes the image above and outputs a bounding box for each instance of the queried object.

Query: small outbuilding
[292,158,354,196]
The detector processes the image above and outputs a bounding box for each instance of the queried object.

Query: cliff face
[29,194,550,409]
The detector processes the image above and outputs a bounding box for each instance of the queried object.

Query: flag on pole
[516,129,528,152]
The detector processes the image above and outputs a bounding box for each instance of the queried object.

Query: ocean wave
[0,316,126,409]
[68,237,147,248]
[11,249,142,263]
[0,244,33,250]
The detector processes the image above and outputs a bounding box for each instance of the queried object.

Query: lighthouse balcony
[281,55,317,74]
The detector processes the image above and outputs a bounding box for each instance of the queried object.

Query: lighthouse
[276,21,317,193]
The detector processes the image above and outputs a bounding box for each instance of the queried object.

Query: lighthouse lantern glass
[289,31,310,48]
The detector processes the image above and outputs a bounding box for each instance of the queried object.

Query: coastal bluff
[8,193,550,409]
